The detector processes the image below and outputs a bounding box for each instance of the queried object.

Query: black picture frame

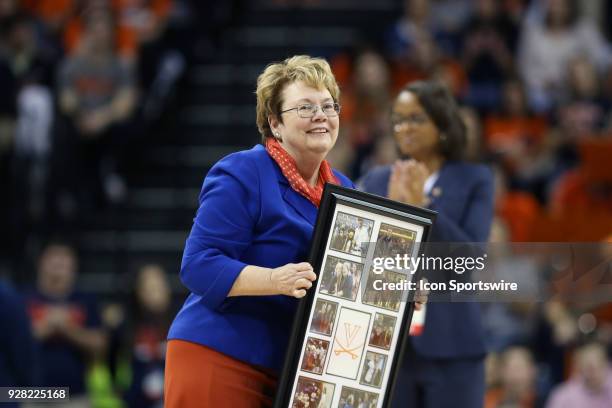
[274,184,437,408]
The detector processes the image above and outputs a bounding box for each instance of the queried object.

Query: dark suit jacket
[358,161,494,358]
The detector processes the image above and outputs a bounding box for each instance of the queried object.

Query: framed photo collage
[275,185,436,408]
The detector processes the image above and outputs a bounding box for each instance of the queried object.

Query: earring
[274,132,283,142]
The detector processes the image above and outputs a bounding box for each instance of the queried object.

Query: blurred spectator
[112,0,173,47]
[121,264,173,408]
[55,7,137,210]
[390,32,467,98]
[63,1,138,63]
[555,57,610,139]
[484,79,548,156]
[549,167,612,215]
[481,218,540,350]
[494,165,542,242]
[545,342,612,408]
[485,347,541,408]
[485,79,555,202]
[0,274,38,396]
[386,0,471,61]
[386,0,433,62]
[2,12,58,267]
[518,0,612,112]
[26,243,106,407]
[590,236,612,347]
[0,0,18,25]
[113,0,176,91]
[548,132,612,215]
[461,0,518,112]
[428,0,473,41]
[485,352,501,390]
[532,301,579,392]
[0,12,55,88]
[0,11,56,145]
[331,49,392,179]
[21,0,76,35]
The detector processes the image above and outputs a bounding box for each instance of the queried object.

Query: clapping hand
[388,159,430,206]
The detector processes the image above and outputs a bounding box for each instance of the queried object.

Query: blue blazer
[358,162,494,358]
[168,145,353,371]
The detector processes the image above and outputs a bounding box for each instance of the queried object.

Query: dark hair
[401,80,467,161]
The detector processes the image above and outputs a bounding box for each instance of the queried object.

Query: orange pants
[164,339,278,408]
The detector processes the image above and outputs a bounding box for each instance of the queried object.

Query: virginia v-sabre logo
[334,323,363,360]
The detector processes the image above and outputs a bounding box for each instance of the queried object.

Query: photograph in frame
[368,313,397,351]
[362,269,407,312]
[329,212,375,257]
[310,299,339,337]
[337,386,379,408]
[291,376,335,408]
[373,223,417,266]
[359,351,387,388]
[300,337,330,375]
[318,255,364,301]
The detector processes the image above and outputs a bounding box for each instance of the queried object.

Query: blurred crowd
[0,0,187,406]
[1,242,174,407]
[329,1,612,407]
[1,0,612,407]
[0,0,187,258]
[332,0,612,219]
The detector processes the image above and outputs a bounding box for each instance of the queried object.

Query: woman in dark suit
[359,81,494,407]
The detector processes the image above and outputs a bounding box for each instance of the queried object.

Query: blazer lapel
[282,185,318,225]
[267,154,318,225]
[428,164,448,206]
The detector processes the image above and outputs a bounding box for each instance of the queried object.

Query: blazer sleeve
[430,167,494,243]
[180,152,261,310]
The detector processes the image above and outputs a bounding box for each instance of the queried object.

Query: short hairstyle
[255,55,340,143]
[400,80,467,161]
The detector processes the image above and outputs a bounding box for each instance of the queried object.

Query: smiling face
[392,90,441,160]
[270,81,339,162]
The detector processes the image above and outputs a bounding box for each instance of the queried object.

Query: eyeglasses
[391,113,430,130]
[280,102,341,118]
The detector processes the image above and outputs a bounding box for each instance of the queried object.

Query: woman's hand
[388,160,429,207]
[388,161,407,202]
[271,262,317,298]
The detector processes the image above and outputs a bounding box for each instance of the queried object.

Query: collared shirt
[424,172,439,197]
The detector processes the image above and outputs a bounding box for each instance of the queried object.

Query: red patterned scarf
[265,137,338,207]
